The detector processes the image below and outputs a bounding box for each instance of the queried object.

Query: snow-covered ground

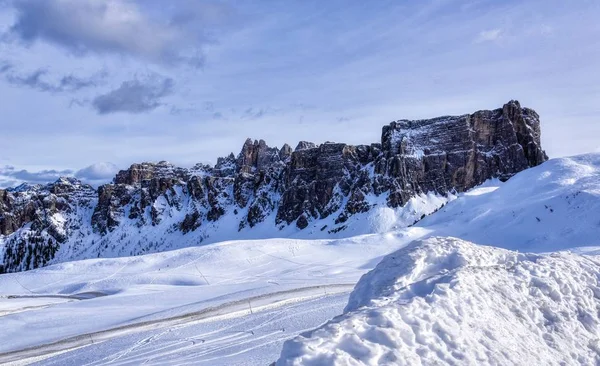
[421,154,600,252]
[1,154,599,365]
[0,231,427,365]
[277,237,600,365]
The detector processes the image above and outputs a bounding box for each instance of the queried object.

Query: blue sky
[0,0,599,187]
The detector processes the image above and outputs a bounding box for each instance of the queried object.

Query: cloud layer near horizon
[0,162,118,188]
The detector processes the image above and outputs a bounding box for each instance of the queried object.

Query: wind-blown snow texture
[0,101,546,272]
[277,237,600,366]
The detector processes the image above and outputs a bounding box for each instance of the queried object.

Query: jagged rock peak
[214,153,237,176]
[295,141,317,151]
[236,138,286,174]
[279,144,292,160]
[113,161,187,185]
[381,100,547,165]
[379,100,548,202]
[0,176,96,263]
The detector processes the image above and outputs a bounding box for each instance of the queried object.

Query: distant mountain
[0,101,547,273]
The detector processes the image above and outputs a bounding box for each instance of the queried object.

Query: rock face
[0,101,547,272]
[0,178,96,272]
[376,100,547,206]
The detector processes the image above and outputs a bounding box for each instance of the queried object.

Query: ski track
[0,284,353,365]
[81,297,342,366]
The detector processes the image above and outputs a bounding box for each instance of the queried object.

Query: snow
[273,154,600,365]
[366,207,397,233]
[0,231,426,364]
[419,154,600,252]
[0,187,451,264]
[30,293,350,366]
[1,154,600,365]
[277,237,600,366]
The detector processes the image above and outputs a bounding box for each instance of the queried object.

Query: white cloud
[75,162,119,185]
[475,28,502,43]
[0,165,73,188]
[5,0,208,66]
[0,162,119,188]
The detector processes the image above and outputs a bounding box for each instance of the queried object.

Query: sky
[0,0,599,188]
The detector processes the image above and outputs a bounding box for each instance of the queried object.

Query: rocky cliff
[0,101,547,272]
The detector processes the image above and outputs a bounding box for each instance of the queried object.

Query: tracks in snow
[0,283,354,365]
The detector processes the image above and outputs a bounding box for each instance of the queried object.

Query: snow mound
[277,237,600,366]
[424,154,600,252]
[366,207,397,233]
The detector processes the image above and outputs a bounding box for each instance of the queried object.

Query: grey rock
[295,141,317,151]
[0,178,96,272]
[0,101,547,272]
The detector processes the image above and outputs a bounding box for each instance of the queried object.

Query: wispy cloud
[475,28,502,43]
[75,162,118,185]
[3,68,106,93]
[0,162,118,188]
[0,165,73,186]
[92,75,174,114]
[0,61,12,73]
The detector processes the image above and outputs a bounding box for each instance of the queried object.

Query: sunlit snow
[0,154,599,365]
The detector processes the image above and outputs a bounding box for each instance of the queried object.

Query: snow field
[1,154,600,364]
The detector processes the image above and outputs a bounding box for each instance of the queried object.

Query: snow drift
[421,153,600,252]
[277,237,600,365]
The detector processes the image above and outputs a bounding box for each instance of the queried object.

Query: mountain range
[0,100,547,273]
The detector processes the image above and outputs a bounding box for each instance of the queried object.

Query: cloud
[75,162,118,185]
[0,61,12,73]
[0,165,73,187]
[475,28,502,43]
[0,60,107,93]
[0,162,118,188]
[242,107,267,120]
[3,68,104,93]
[4,0,211,66]
[0,0,599,171]
[92,75,174,114]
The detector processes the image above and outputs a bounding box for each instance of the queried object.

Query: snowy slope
[0,154,599,365]
[0,186,452,272]
[0,230,428,365]
[418,153,600,252]
[277,237,600,366]
[274,154,600,365]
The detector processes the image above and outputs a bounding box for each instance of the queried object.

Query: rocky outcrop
[0,101,547,272]
[276,142,378,226]
[0,178,96,272]
[295,141,317,151]
[277,100,547,225]
[374,99,548,206]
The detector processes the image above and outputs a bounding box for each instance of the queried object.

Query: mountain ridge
[0,100,547,272]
